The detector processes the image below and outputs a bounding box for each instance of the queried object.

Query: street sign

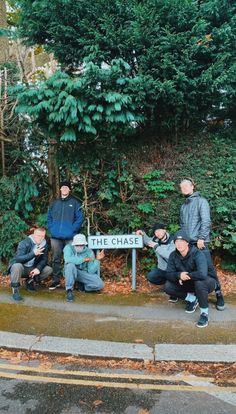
[88,234,143,291]
[88,234,143,250]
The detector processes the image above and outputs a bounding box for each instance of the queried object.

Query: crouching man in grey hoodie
[136,223,177,302]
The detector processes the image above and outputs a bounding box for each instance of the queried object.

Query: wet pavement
[0,288,236,347]
[0,287,236,363]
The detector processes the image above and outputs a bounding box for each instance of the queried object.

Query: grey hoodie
[142,231,176,270]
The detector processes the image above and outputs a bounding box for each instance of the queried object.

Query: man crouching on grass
[165,230,216,328]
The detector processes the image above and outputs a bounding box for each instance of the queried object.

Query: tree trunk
[0,67,7,176]
[0,0,9,64]
[47,138,59,200]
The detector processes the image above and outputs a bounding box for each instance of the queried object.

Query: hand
[197,239,205,249]
[147,241,156,248]
[136,230,143,236]
[34,246,45,256]
[84,257,93,262]
[29,268,40,277]
[97,249,105,260]
[180,271,191,282]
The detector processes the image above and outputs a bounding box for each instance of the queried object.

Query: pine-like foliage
[15,60,145,141]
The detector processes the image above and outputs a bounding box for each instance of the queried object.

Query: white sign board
[88,234,143,250]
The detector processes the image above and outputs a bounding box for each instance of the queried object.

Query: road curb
[0,331,236,363]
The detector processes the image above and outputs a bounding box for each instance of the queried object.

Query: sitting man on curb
[136,223,177,302]
[8,227,52,302]
[165,230,216,328]
[64,234,105,302]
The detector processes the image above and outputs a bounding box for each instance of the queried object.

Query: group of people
[8,180,104,303]
[137,178,225,328]
[7,178,225,328]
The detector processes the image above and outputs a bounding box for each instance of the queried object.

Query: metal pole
[96,231,101,278]
[132,247,136,291]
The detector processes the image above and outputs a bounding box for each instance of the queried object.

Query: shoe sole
[49,285,60,291]
[196,321,209,328]
[216,305,225,311]
[185,302,199,313]
[168,299,178,303]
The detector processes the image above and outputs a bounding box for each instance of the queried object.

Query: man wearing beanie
[47,180,84,290]
[165,230,216,328]
[136,223,176,302]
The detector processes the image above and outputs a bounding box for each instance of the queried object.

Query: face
[154,229,166,240]
[74,245,85,253]
[32,230,46,245]
[60,185,70,197]
[180,180,194,196]
[175,239,189,254]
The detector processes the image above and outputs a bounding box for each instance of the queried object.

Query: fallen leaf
[92,400,103,407]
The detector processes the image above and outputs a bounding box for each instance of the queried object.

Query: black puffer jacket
[180,192,211,242]
[166,245,216,283]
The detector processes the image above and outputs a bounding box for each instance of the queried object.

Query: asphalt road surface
[0,357,235,414]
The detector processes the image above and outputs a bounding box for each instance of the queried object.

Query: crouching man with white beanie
[63,234,104,302]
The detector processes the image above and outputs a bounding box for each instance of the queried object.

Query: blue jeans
[64,263,104,292]
[50,238,72,282]
[147,268,167,285]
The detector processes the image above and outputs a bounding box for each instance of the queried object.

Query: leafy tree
[14,59,145,142]
[14,0,236,130]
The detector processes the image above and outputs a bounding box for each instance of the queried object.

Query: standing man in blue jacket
[179,178,225,310]
[47,180,84,290]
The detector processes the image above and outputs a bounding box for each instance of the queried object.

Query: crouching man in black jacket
[165,230,216,328]
[8,227,52,302]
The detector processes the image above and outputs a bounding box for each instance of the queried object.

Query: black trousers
[165,277,216,308]
[191,243,221,291]
[147,268,167,285]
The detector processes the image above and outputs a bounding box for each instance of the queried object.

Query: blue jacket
[8,236,49,272]
[47,195,84,240]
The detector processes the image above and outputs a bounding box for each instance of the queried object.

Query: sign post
[88,234,143,291]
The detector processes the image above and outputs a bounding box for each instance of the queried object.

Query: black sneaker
[66,289,74,302]
[25,280,37,292]
[185,299,198,313]
[196,313,209,328]
[168,296,178,303]
[216,294,225,311]
[75,282,85,292]
[49,281,61,290]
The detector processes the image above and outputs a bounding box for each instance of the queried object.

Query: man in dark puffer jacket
[179,178,225,311]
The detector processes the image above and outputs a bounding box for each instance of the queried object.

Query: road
[0,354,235,414]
